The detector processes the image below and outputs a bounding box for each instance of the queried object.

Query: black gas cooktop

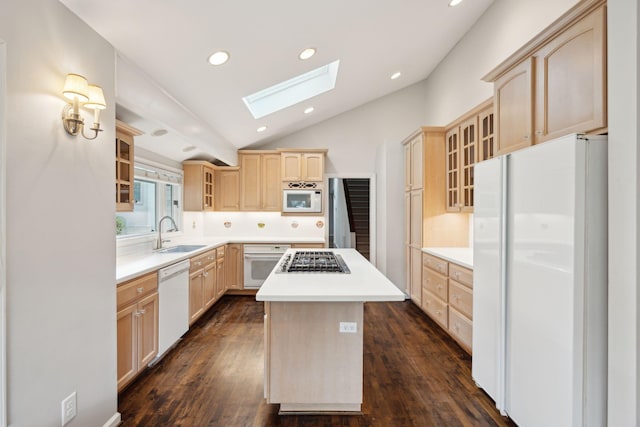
[277,251,351,273]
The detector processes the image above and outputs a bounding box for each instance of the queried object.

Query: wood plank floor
[118,296,516,427]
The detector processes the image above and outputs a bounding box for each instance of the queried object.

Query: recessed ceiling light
[257,126,268,133]
[208,50,230,66]
[391,72,402,80]
[304,107,315,114]
[449,0,463,6]
[299,48,316,60]
[151,129,168,137]
[182,145,197,152]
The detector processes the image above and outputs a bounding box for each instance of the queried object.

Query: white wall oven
[282,189,322,213]
[243,244,290,289]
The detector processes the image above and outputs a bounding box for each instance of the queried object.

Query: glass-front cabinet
[116,120,143,212]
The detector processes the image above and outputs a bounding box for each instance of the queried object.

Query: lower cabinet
[225,244,243,291]
[189,249,217,324]
[117,272,159,391]
[216,246,226,298]
[421,253,473,353]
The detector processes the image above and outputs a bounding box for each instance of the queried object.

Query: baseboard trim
[103,412,121,427]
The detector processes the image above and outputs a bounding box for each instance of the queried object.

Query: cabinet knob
[136,287,144,293]
[524,134,530,140]
[536,130,543,136]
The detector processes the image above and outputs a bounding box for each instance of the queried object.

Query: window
[116,161,182,237]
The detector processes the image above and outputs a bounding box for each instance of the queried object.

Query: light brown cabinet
[214,167,240,211]
[115,120,142,212]
[183,160,216,211]
[280,150,326,182]
[421,253,473,353]
[290,243,325,248]
[445,100,494,213]
[239,151,281,211]
[216,248,226,299]
[117,272,159,391]
[225,244,243,291]
[189,249,216,324]
[484,0,606,155]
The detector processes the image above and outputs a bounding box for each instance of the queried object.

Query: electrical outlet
[61,391,77,426]
[339,322,357,333]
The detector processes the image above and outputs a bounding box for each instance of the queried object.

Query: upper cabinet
[239,151,281,211]
[183,160,216,211]
[484,0,607,155]
[280,150,326,182]
[214,167,240,211]
[445,99,494,212]
[115,120,143,212]
[404,135,423,192]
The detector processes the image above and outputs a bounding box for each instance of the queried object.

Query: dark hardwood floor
[118,296,516,427]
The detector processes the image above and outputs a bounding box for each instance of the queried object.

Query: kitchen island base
[264,301,363,413]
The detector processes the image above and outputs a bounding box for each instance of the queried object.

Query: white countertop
[116,236,325,284]
[422,247,473,269]
[256,248,406,302]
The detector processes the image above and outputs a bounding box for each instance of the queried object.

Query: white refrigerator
[472,134,607,427]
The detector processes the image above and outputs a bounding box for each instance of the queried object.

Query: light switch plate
[339,322,357,333]
[61,391,77,426]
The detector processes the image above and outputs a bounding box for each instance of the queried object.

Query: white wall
[1,1,118,426]
[607,0,639,425]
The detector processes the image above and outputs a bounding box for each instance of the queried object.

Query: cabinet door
[302,153,324,181]
[117,304,138,391]
[215,170,240,211]
[445,128,460,211]
[203,166,215,211]
[262,154,281,211]
[409,190,422,247]
[116,131,134,212]
[410,247,422,305]
[225,244,243,290]
[203,262,216,309]
[494,57,534,155]
[534,5,606,143]
[216,257,226,298]
[189,270,205,324]
[404,143,412,191]
[479,107,495,161]
[137,292,159,368]
[281,152,301,181]
[460,116,477,212]
[240,154,262,211]
[410,135,423,191]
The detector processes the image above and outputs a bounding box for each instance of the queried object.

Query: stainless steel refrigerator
[472,134,607,427]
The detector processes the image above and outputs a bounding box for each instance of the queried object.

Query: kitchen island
[256,248,405,413]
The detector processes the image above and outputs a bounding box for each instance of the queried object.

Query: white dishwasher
[154,259,190,364]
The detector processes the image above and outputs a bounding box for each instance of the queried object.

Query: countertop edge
[422,247,473,270]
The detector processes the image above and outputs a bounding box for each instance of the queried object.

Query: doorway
[327,175,375,263]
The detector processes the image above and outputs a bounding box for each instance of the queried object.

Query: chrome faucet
[157,215,179,249]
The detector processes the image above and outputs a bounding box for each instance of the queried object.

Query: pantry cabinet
[280,150,326,182]
[239,151,281,211]
[115,120,143,212]
[117,271,159,391]
[183,160,216,211]
[484,0,606,155]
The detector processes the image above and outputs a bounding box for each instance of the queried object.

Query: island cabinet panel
[265,301,364,412]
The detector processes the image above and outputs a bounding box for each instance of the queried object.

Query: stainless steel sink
[157,244,206,253]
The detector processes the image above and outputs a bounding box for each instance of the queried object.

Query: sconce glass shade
[62,73,89,102]
[84,84,106,110]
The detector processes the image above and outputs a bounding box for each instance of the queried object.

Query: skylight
[242,60,339,119]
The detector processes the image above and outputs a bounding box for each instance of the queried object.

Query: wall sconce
[61,73,106,140]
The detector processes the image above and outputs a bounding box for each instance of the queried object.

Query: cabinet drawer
[423,253,448,275]
[448,308,472,353]
[449,281,473,319]
[191,250,215,271]
[216,246,225,259]
[117,272,158,310]
[421,290,448,329]
[423,268,448,302]
[449,263,473,288]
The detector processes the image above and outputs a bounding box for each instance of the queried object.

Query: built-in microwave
[282,189,322,213]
